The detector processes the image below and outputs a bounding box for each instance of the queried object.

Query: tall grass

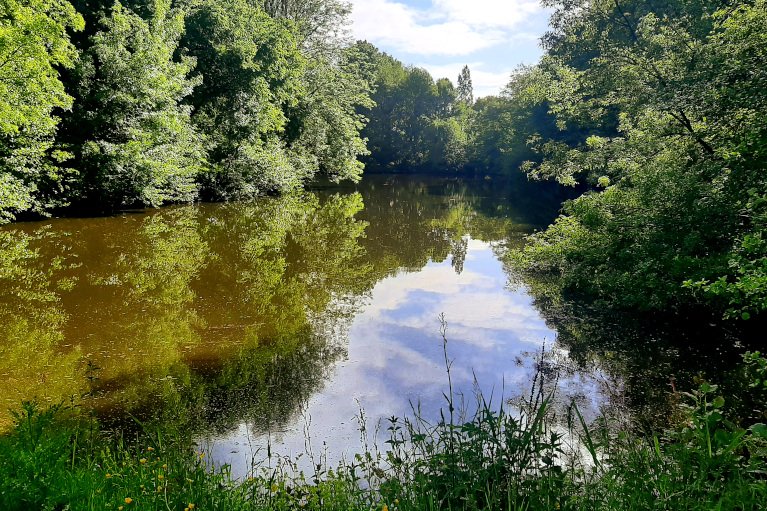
[0,346,765,510]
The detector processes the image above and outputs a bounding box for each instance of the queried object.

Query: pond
[0,174,748,476]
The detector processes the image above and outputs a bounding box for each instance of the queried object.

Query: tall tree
[260,0,351,57]
[514,0,767,319]
[457,65,474,105]
[61,0,204,209]
[181,0,305,199]
[261,0,373,183]
[0,0,83,222]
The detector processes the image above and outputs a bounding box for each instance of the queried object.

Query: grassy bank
[1,354,766,511]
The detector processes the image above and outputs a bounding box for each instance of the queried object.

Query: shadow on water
[514,274,767,426]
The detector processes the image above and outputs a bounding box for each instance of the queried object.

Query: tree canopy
[0,0,83,221]
[0,0,372,219]
[509,0,767,320]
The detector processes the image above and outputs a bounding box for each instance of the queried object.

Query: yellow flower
[383,505,389,511]
[271,483,279,493]
[147,447,154,452]
[124,497,133,504]
[157,475,164,481]
[118,507,124,511]
[139,458,147,464]
[395,499,399,505]
[162,464,167,469]
[188,505,195,510]
[105,473,112,479]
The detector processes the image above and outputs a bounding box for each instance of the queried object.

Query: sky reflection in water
[207,239,602,476]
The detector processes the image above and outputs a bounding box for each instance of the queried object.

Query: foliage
[62,0,204,208]
[283,43,374,184]
[511,0,767,318]
[456,65,473,105]
[0,0,374,216]
[181,0,305,199]
[360,45,470,172]
[0,0,83,222]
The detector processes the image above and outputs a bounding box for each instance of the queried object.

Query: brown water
[0,175,661,473]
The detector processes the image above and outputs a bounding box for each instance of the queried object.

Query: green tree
[284,46,374,183]
[457,65,473,105]
[182,0,305,199]
[361,47,471,172]
[0,0,83,222]
[62,0,204,209]
[265,0,374,184]
[513,0,767,318]
[261,0,351,57]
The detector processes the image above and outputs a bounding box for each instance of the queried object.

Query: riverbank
[2,352,765,511]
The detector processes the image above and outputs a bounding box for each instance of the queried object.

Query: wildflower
[188,505,195,510]
[139,458,147,464]
[124,497,133,504]
[157,475,164,481]
[271,483,279,493]
[383,505,389,511]
[105,473,112,479]
[395,499,399,505]
[147,447,154,452]
[162,464,167,469]
[118,507,124,511]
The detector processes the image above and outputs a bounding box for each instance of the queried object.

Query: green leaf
[749,423,767,438]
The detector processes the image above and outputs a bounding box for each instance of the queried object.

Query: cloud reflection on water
[207,239,563,476]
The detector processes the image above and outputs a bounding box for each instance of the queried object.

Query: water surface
[0,175,621,472]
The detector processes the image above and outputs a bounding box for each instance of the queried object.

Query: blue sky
[348,0,552,97]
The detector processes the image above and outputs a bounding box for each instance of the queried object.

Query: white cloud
[434,0,542,28]
[349,0,546,96]
[349,0,543,57]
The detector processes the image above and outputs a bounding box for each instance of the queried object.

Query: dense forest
[0,0,373,217]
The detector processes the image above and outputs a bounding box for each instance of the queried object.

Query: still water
[0,176,610,472]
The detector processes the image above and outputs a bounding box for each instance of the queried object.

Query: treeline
[0,0,372,220]
[356,44,586,183]
[355,43,473,173]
